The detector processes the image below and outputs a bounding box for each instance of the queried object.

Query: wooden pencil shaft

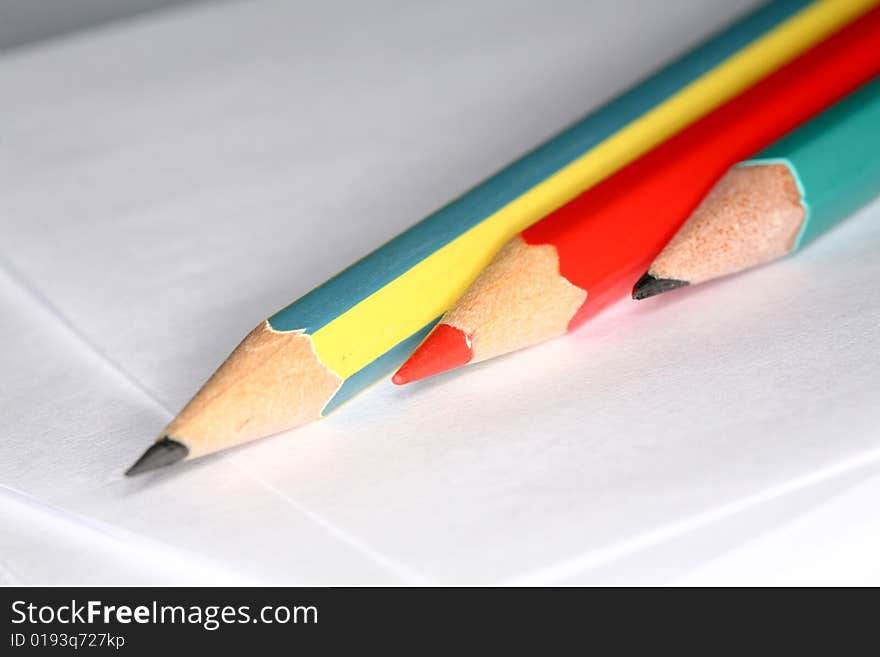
[646,163,806,285]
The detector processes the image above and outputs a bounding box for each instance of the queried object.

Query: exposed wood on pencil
[443,236,587,362]
[126,321,342,474]
[633,164,805,298]
[162,321,342,457]
[393,236,586,383]
[440,237,585,363]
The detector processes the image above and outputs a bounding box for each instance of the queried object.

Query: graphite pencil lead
[125,436,189,476]
[631,273,689,300]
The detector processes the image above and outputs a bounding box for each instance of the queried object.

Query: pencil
[393,8,880,385]
[632,77,880,300]
[126,0,874,474]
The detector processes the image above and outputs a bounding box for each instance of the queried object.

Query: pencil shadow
[627,268,767,318]
[389,370,459,400]
[388,342,552,401]
[628,279,709,316]
[116,451,227,496]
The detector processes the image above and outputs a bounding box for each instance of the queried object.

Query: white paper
[4,0,879,585]
[675,464,880,586]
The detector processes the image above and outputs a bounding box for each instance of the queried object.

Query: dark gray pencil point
[125,436,189,476]
[632,273,689,300]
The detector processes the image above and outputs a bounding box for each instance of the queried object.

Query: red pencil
[393,7,880,384]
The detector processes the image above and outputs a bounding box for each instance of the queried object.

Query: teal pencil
[633,75,880,299]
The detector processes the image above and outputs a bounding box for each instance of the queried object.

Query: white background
[1,0,879,585]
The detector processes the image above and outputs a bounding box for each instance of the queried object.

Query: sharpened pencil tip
[125,436,189,476]
[632,272,689,300]
[393,323,473,384]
